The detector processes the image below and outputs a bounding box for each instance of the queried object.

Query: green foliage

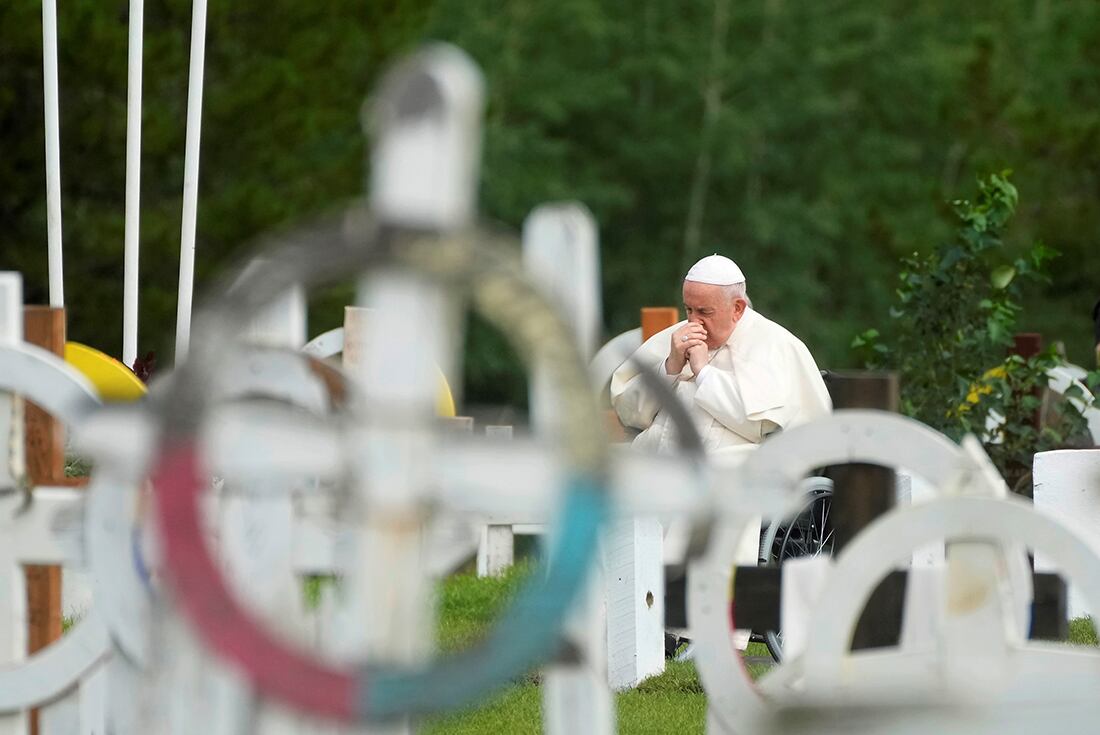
[4,1,1100,406]
[64,456,92,478]
[1069,616,1100,646]
[301,574,339,611]
[855,173,1093,489]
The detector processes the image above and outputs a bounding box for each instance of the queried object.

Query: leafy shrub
[854,172,1099,491]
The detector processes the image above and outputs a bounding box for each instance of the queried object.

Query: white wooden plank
[605,518,664,689]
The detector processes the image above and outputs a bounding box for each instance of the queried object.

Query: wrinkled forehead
[682,279,729,308]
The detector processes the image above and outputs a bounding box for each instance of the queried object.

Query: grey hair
[723,282,752,309]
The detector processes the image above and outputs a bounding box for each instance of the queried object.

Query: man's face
[682,280,747,349]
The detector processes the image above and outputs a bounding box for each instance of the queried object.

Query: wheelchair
[753,476,834,662]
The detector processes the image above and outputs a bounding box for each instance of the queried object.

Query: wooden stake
[641,307,679,341]
[822,370,899,650]
[22,306,67,735]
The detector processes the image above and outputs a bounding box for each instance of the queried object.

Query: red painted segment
[152,441,359,721]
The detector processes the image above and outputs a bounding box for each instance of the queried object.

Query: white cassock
[609,306,832,647]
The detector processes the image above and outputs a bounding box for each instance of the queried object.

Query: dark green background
[3,0,1098,405]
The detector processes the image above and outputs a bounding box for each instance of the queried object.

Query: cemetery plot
[5,35,1100,735]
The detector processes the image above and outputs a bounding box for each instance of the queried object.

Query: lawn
[425,562,713,734]
[423,566,1098,734]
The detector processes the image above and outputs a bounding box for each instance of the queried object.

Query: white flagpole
[174,0,208,363]
[122,0,144,368]
[42,0,64,307]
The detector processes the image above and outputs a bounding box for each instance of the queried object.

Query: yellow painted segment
[436,369,456,417]
[65,342,147,402]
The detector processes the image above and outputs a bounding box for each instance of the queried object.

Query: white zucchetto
[684,254,745,286]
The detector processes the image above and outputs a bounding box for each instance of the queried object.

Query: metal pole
[174,0,208,363]
[122,0,144,368]
[42,0,64,307]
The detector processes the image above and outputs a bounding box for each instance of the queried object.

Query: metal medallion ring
[148,211,611,722]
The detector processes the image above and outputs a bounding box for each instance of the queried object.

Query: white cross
[0,273,110,735]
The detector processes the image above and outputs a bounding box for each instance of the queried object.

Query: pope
[610,254,832,457]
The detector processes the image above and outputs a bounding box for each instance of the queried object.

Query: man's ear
[734,298,748,318]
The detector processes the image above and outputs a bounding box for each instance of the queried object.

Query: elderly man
[611,254,831,456]
[612,254,832,656]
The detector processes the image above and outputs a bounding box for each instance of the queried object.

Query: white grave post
[165,315,326,734]
[331,44,483,735]
[523,203,617,734]
[476,425,515,577]
[0,327,30,735]
[0,273,111,735]
[1034,448,1100,619]
[221,281,317,735]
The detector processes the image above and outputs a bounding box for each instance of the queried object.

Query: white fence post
[477,425,515,577]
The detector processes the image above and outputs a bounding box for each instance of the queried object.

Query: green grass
[424,567,765,734]
[423,570,1100,733]
[436,563,531,653]
[63,456,92,478]
[1068,616,1098,645]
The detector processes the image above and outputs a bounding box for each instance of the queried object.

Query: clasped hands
[665,322,709,377]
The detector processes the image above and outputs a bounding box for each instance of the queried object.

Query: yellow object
[65,342,147,402]
[965,365,1007,405]
[436,370,456,417]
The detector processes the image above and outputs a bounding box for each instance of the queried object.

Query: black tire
[757,480,834,662]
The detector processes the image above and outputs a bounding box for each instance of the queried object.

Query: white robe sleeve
[692,347,795,443]
[609,323,684,430]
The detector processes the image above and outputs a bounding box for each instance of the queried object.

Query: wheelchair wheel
[757,480,834,662]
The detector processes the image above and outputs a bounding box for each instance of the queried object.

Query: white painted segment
[0,343,107,733]
[1034,449,1100,618]
[39,689,78,735]
[238,260,308,349]
[61,570,94,623]
[477,525,514,577]
[344,272,441,735]
[369,45,485,230]
[523,202,615,735]
[523,203,602,361]
[163,616,252,735]
[301,326,345,359]
[0,274,22,346]
[898,565,943,653]
[777,555,831,661]
[476,425,515,577]
[896,472,945,567]
[219,492,303,642]
[104,654,143,735]
[543,572,615,735]
[78,663,107,734]
[605,518,664,690]
[0,489,110,709]
[590,328,641,403]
